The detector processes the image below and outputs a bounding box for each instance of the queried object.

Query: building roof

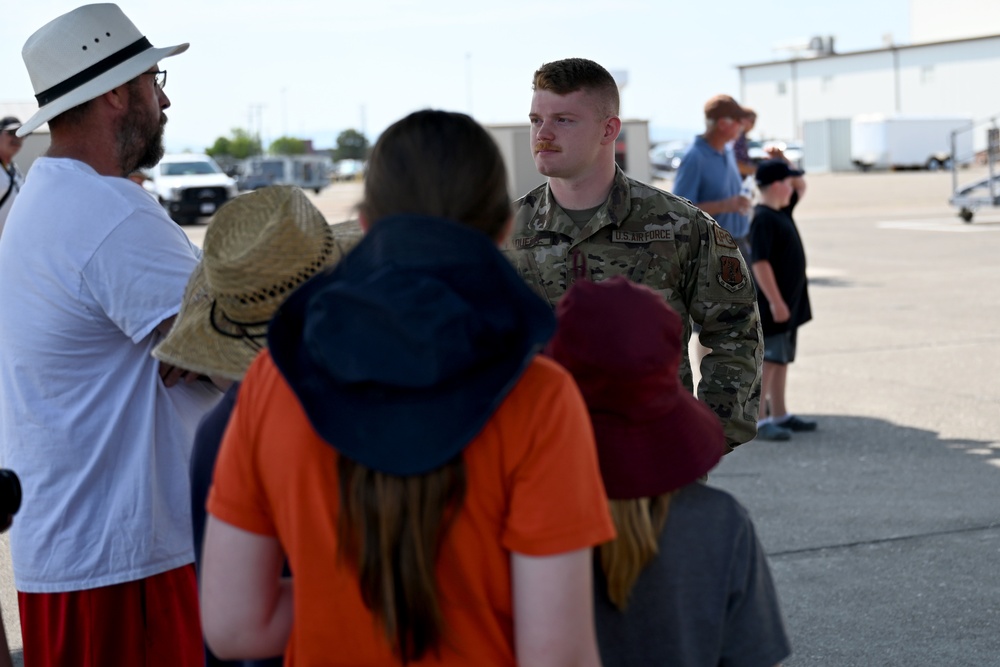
[737,32,1000,71]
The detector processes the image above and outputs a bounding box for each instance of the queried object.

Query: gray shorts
[763,328,797,365]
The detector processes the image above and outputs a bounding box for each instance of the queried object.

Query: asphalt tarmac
[1,168,998,665]
[705,168,1000,665]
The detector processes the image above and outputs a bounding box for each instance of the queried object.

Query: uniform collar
[535,166,633,247]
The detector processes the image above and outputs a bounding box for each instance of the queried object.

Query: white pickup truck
[149,153,239,224]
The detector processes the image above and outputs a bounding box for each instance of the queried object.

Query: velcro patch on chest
[718,255,748,292]
[611,228,674,244]
[511,235,555,249]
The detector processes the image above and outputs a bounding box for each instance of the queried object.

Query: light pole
[466,53,473,115]
[248,104,265,156]
[281,88,288,137]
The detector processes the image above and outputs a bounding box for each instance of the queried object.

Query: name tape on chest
[511,235,556,249]
[611,228,674,244]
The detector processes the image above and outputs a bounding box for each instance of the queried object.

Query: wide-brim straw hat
[18,4,188,137]
[154,186,353,380]
[547,277,726,499]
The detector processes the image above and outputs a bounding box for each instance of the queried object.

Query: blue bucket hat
[268,215,555,476]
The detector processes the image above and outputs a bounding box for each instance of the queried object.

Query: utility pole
[466,53,473,115]
[281,88,288,137]
[248,104,265,155]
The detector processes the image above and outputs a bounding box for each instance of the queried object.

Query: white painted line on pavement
[877,219,1000,232]
[806,266,846,279]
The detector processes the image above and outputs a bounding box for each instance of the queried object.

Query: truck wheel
[926,158,942,171]
[959,208,974,223]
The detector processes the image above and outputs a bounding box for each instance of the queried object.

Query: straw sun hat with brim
[153,186,347,381]
[17,3,188,137]
[547,276,727,500]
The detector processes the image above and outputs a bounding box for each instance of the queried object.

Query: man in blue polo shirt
[672,95,753,256]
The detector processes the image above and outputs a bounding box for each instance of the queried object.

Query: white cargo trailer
[238,155,333,194]
[850,114,973,170]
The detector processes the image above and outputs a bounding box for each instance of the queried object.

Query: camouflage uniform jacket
[504,167,762,449]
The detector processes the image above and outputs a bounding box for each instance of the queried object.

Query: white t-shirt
[0,159,24,237]
[0,157,220,593]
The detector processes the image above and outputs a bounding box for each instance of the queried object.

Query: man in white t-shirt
[0,116,25,236]
[0,6,220,665]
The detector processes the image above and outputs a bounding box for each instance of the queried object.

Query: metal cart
[949,116,1000,223]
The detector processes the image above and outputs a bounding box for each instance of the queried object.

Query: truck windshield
[162,162,220,176]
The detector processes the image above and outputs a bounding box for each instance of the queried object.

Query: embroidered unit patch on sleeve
[718,255,747,292]
[713,226,738,250]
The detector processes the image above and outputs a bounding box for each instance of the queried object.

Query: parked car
[332,159,365,182]
[649,141,689,177]
[747,140,768,163]
[149,153,239,224]
[748,140,804,168]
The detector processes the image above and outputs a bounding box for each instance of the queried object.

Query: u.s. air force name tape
[611,228,673,244]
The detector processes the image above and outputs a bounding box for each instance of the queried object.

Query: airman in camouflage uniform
[506,167,762,450]
[507,57,761,449]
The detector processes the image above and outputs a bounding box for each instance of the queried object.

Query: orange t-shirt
[208,350,615,666]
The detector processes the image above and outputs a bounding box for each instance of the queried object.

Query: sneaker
[777,415,817,432]
[757,422,792,441]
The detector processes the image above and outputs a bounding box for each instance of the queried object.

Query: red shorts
[18,564,203,667]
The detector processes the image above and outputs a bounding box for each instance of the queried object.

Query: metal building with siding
[736,1,1000,167]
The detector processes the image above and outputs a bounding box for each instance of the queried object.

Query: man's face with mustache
[528,88,612,182]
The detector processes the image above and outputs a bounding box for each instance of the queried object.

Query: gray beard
[117,109,166,175]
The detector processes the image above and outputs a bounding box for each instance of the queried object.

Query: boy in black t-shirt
[749,158,817,441]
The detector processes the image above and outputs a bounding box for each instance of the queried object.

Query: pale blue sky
[0,1,910,151]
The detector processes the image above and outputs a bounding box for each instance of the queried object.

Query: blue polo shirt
[672,135,749,239]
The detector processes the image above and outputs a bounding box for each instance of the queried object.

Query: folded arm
[154,314,209,387]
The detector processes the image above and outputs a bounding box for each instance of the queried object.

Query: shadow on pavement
[711,415,1000,665]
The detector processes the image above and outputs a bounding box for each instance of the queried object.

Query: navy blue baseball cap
[756,159,804,187]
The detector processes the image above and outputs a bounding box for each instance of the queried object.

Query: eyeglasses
[142,70,167,90]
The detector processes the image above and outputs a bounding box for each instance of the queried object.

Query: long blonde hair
[599,492,675,610]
